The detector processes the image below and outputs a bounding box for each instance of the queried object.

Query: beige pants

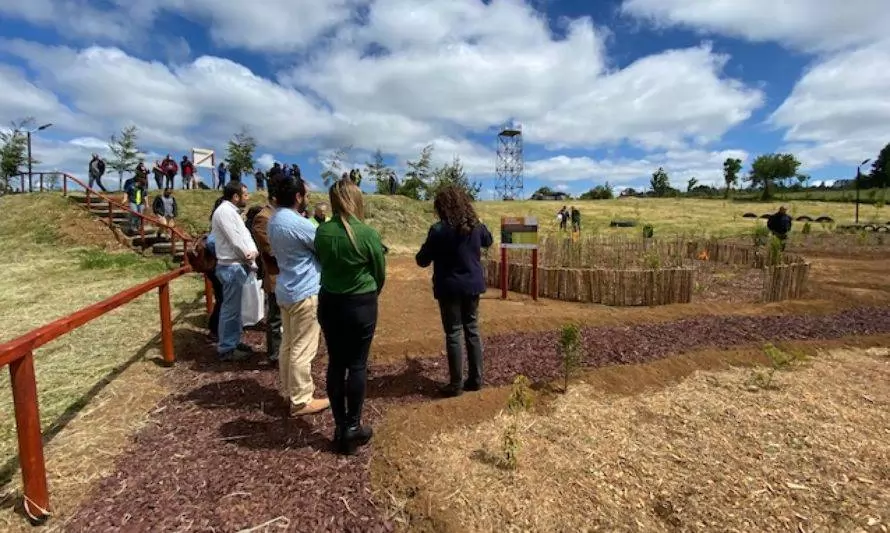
[279,295,320,408]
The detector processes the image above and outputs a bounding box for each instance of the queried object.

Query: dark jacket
[767,212,792,235]
[152,195,178,218]
[416,221,494,299]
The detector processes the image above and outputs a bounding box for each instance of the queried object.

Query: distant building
[531,191,570,201]
[831,179,854,189]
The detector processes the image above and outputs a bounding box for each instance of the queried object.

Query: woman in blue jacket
[416,186,494,397]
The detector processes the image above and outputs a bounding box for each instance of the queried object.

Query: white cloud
[621,0,890,53]
[770,39,890,169]
[0,0,363,52]
[256,153,276,170]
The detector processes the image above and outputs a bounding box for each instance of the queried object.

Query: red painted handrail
[0,258,208,523]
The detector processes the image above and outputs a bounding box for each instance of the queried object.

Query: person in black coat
[767,206,792,249]
[416,185,494,397]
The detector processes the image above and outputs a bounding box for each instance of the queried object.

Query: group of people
[202,175,493,455]
[557,205,582,232]
[88,153,201,192]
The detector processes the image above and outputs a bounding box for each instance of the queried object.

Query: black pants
[438,295,483,388]
[165,173,175,189]
[319,291,378,428]
[89,175,107,192]
[265,290,282,361]
[153,172,164,190]
[208,272,224,336]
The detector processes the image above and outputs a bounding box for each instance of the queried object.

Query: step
[152,241,187,254]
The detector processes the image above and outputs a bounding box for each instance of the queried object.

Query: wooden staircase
[68,194,187,263]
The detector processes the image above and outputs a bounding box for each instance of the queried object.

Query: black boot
[335,422,373,456]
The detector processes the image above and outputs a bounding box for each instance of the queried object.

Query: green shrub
[559,324,582,393]
[801,222,812,235]
[641,224,654,239]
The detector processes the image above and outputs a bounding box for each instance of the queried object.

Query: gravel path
[66,306,890,532]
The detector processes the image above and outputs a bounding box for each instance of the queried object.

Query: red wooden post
[204,275,214,315]
[531,247,539,301]
[170,231,177,262]
[9,352,51,524]
[159,283,175,366]
[139,215,145,245]
[500,245,508,299]
[86,188,91,209]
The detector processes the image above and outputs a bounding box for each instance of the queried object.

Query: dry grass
[401,347,890,532]
[166,190,873,254]
[0,191,205,527]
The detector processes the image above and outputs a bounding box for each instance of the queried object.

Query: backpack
[186,234,217,274]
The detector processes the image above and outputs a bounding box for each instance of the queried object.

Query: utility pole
[855,158,871,225]
[26,123,53,193]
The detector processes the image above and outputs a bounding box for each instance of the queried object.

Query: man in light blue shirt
[267,175,329,417]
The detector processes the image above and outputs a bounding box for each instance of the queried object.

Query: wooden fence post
[159,283,175,366]
[62,175,67,197]
[500,246,508,299]
[9,352,51,524]
[531,248,539,301]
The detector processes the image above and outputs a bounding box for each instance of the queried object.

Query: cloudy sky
[1,0,888,196]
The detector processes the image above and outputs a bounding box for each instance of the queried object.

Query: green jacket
[314,216,386,295]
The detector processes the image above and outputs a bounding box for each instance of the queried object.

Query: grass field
[169,189,881,253]
[0,193,203,471]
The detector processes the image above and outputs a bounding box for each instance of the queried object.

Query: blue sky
[0,0,888,196]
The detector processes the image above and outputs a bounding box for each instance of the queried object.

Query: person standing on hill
[151,160,165,190]
[315,178,386,455]
[255,170,267,191]
[122,175,148,234]
[249,188,283,367]
[161,154,178,189]
[88,153,107,192]
[181,156,196,190]
[152,187,178,238]
[570,206,581,233]
[558,205,568,231]
[210,181,258,362]
[416,185,493,397]
[268,175,329,417]
[217,162,228,190]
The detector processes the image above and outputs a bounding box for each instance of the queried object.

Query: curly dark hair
[433,185,478,235]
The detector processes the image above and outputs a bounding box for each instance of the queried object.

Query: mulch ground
[65,306,890,532]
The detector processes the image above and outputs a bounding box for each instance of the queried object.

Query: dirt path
[63,306,890,531]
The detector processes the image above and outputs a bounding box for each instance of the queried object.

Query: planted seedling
[559,324,582,393]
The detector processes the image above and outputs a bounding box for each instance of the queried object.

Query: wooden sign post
[500,216,539,300]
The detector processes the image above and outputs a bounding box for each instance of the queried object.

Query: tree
[107,125,142,189]
[650,167,671,197]
[321,146,352,187]
[398,144,435,200]
[686,177,698,192]
[0,117,39,194]
[429,155,482,200]
[225,127,257,181]
[365,149,394,194]
[869,142,890,190]
[723,157,742,198]
[746,153,801,201]
[579,183,614,200]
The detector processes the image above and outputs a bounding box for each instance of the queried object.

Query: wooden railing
[0,173,213,525]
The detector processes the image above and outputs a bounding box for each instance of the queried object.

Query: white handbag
[241,271,265,326]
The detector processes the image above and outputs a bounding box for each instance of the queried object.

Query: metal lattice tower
[495,124,523,200]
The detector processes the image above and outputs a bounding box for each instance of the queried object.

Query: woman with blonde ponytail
[314,178,386,455]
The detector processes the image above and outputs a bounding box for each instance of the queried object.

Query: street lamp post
[26,123,53,192]
[855,158,871,225]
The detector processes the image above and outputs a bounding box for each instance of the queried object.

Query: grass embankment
[169,190,878,253]
[0,192,203,469]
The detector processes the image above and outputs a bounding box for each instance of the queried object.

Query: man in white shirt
[210,181,258,361]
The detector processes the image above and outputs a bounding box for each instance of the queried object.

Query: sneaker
[290,398,331,416]
[236,342,255,353]
[219,348,252,362]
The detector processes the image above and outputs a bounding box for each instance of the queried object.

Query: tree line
[538,143,890,202]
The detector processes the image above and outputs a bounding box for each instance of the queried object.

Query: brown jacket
[250,205,279,294]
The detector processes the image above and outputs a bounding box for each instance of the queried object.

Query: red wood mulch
[64,306,890,532]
